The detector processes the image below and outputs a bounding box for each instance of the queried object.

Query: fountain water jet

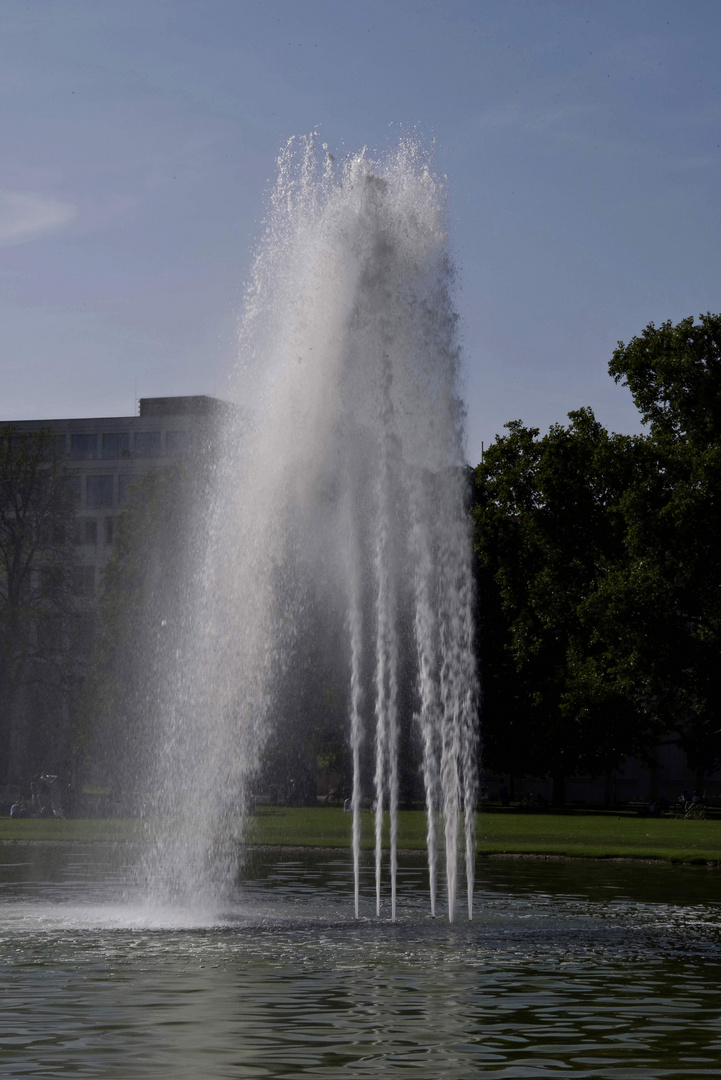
[140,135,478,923]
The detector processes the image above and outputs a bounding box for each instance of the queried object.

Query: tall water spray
[140,136,478,922]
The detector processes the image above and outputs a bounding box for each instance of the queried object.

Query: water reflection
[1,845,720,1078]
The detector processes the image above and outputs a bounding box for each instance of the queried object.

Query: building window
[73,519,97,546]
[118,474,138,505]
[71,565,95,597]
[134,431,161,457]
[102,433,130,459]
[166,430,193,454]
[71,434,98,460]
[87,475,113,507]
[104,517,114,545]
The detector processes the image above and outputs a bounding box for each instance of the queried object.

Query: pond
[1,844,720,1078]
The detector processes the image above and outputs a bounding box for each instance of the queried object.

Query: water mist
[139,136,478,923]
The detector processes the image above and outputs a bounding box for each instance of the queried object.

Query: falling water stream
[141,136,478,922]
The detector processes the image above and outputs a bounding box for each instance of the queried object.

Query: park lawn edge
[1,809,720,865]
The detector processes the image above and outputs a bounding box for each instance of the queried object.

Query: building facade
[8,395,229,601]
[0,396,229,797]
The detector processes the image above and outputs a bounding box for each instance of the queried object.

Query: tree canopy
[473,410,659,803]
[610,314,721,776]
[610,312,721,444]
[474,313,721,801]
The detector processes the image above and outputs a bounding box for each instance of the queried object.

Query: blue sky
[1,0,719,463]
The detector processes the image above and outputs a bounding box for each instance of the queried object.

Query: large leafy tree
[0,429,79,785]
[474,312,721,801]
[609,313,721,777]
[473,409,659,804]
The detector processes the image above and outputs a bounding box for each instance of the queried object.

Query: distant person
[38,772,57,817]
[10,796,28,819]
[343,798,352,813]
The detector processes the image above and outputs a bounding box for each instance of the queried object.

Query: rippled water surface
[1,844,721,1078]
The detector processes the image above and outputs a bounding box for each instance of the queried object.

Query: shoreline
[2,808,721,865]
[1,837,719,867]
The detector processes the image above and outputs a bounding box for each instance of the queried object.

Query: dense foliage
[609,314,721,776]
[474,313,721,801]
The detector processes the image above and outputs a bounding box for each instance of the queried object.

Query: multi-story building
[7,395,229,600]
[0,395,231,797]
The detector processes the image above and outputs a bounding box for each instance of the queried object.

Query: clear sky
[1,0,719,464]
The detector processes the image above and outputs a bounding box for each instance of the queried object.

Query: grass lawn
[249,807,721,863]
[2,808,720,864]
[475,811,721,863]
[0,817,143,844]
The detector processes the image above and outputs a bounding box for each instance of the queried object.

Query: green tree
[473,409,659,804]
[0,428,79,785]
[609,313,721,778]
[609,313,721,444]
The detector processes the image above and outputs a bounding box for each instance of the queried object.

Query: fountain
[5,138,721,1080]
[138,135,478,922]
